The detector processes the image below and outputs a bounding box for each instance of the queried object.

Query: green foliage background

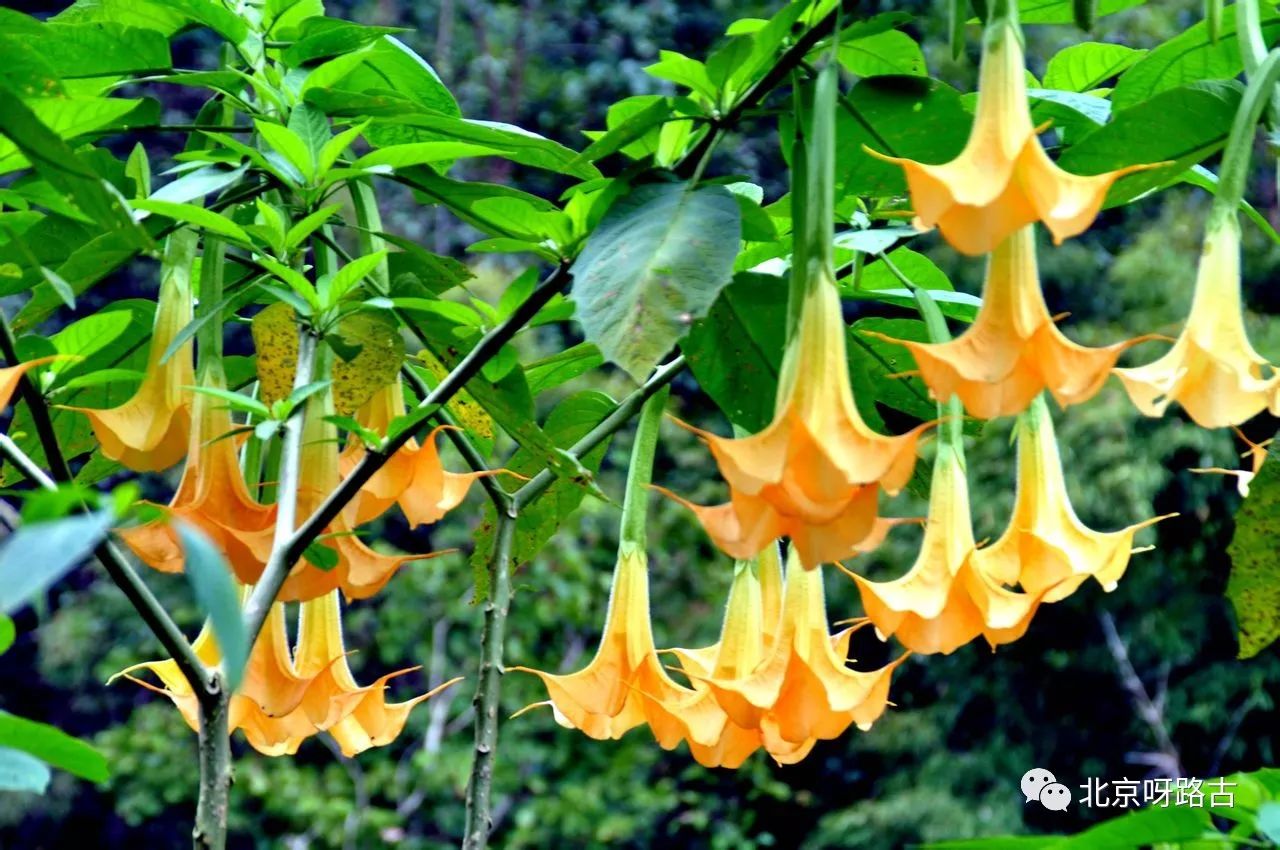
[1,0,1278,848]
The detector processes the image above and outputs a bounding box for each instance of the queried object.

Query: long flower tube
[68,230,197,471]
[979,395,1174,602]
[512,388,727,750]
[866,1,1155,255]
[870,227,1152,419]
[666,62,926,568]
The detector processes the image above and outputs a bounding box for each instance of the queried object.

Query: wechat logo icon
[1022,768,1071,811]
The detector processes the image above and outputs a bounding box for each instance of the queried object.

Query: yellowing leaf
[415,349,494,442]
[250,302,300,406]
[330,311,405,415]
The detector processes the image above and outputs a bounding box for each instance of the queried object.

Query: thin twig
[1099,612,1184,778]
[511,356,686,511]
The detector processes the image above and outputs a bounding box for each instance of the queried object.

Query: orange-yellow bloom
[234,392,449,602]
[980,396,1173,602]
[845,442,1050,655]
[872,227,1149,419]
[511,542,727,750]
[688,548,907,762]
[1191,428,1271,498]
[1115,215,1280,428]
[116,593,459,757]
[1,357,60,413]
[118,365,276,578]
[338,377,509,526]
[668,275,927,568]
[68,232,196,471]
[866,17,1153,255]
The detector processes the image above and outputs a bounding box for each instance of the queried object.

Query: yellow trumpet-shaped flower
[871,227,1150,419]
[689,549,907,762]
[235,392,450,602]
[866,17,1153,256]
[511,542,727,750]
[668,275,927,568]
[338,378,511,526]
[1115,215,1280,428]
[116,597,459,757]
[69,232,197,471]
[293,591,462,757]
[1192,428,1272,498]
[980,397,1173,602]
[118,365,276,578]
[845,442,1050,655]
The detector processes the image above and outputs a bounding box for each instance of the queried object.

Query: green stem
[196,237,227,374]
[512,356,686,511]
[461,509,515,850]
[192,672,231,850]
[1213,47,1280,221]
[240,328,318,649]
[619,386,670,548]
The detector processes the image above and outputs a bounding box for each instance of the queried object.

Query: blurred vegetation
[1,0,1278,848]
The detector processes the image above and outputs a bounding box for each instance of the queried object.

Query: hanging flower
[865,14,1153,256]
[338,377,512,526]
[845,442,1050,655]
[979,396,1173,602]
[233,390,450,602]
[666,276,927,568]
[1115,215,1280,428]
[1191,428,1272,498]
[687,548,907,763]
[68,232,197,471]
[511,542,727,750]
[115,597,459,757]
[292,591,462,757]
[869,227,1150,419]
[118,364,276,578]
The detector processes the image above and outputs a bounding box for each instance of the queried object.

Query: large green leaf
[1111,4,1280,110]
[51,0,188,34]
[1226,442,1280,659]
[682,271,787,433]
[330,37,459,117]
[837,76,970,198]
[470,390,616,598]
[0,20,171,80]
[1058,80,1242,207]
[570,181,741,381]
[838,30,926,78]
[847,317,935,433]
[1042,42,1145,92]
[0,712,109,784]
[1016,0,1144,24]
[0,510,115,614]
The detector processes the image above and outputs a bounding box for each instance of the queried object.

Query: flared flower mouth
[866,19,1159,256]
[870,227,1152,419]
[1115,215,1280,428]
[667,279,927,567]
[977,396,1174,602]
[845,442,1051,654]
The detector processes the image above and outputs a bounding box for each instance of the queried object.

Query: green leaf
[574,97,679,164]
[0,97,156,176]
[354,141,504,170]
[287,102,330,169]
[282,19,406,66]
[849,248,976,321]
[848,317,935,432]
[525,343,604,396]
[1043,42,1145,92]
[131,199,251,243]
[838,30,927,78]
[3,20,170,79]
[254,118,316,183]
[0,510,114,614]
[570,181,741,382]
[328,37,459,117]
[323,251,386,306]
[470,390,616,598]
[836,76,970,198]
[284,203,343,252]
[1016,0,1144,24]
[382,238,473,297]
[164,0,250,44]
[0,615,14,656]
[1111,4,1279,110]
[48,308,133,376]
[394,167,561,237]
[174,521,247,692]
[0,747,50,794]
[1058,80,1242,207]
[644,50,718,102]
[1259,802,1280,843]
[1227,441,1280,658]
[0,712,109,784]
[189,385,272,419]
[149,162,248,205]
